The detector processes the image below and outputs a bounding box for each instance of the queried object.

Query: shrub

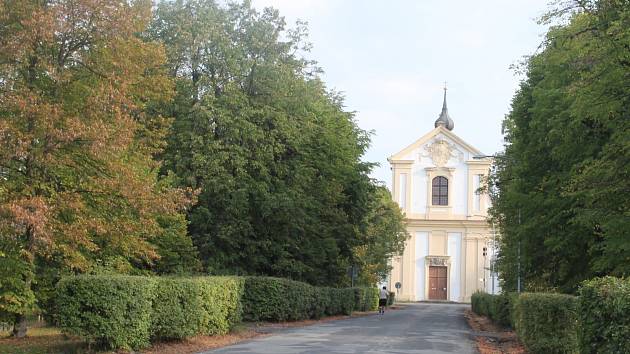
[241,277,317,322]
[56,275,156,350]
[513,292,578,354]
[332,288,354,315]
[56,274,355,349]
[308,287,353,319]
[151,277,206,340]
[387,291,395,306]
[471,291,492,317]
[197,276,244,334]
[352,287,379,311]
[578,277,630,354]
[491,292,515,328]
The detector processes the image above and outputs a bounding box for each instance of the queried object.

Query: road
[201,303,477,354]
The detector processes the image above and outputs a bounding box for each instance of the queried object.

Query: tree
[150,0,406,286]
[353,186,409,286]
[490,0,629,293]
[0,0,191,336]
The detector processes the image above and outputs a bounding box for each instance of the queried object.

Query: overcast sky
[251,0,551,188]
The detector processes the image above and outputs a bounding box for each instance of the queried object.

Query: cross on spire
[434,81,454,131]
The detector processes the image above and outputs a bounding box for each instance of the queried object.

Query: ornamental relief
[422,139,462,167]
[425,256,450,267]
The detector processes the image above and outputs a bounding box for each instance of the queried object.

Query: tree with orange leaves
[0,0,194,336]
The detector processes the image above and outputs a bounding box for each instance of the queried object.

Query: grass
[0,325,88,354]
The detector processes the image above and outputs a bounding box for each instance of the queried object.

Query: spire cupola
[434,84,454,131]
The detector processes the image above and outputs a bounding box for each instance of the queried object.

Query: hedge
[387,291,395,306]
[352,287,379,311]
[241,277,316,322]
[56,275,157,350]
[321,287,354,317]
[471,291,492,317]
[513,293,578,354]
[578,276,630,353]
[56,275,367,350]
[151,277,206,340]
[471,291,518,329]
[151,276,244,340]
[197,276,244,334]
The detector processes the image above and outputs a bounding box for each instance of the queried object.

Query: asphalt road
[201,303,477,354]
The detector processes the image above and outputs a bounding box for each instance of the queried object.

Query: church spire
[434,83,454,131]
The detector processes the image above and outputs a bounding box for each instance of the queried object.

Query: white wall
[415,232,429,301]
[403,134,471,215]
[411,168,427,214]
[447,232,462,301]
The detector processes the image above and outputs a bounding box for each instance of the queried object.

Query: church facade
[387,89,494,302]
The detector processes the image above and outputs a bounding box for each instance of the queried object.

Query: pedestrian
[379,286,388,315]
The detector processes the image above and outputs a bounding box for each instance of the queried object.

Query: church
[386,88,495,303]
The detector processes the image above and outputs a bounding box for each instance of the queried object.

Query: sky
[250,0,551,188]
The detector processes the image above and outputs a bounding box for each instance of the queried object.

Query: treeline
[490,0,629,293]
[0,0,408,336]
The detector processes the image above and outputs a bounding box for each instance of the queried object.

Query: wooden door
[429,266,448,300]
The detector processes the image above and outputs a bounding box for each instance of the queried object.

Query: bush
[197,276,244,334]
[577,277,630,353]
[242,277,317,322]
[471,291,492,317]
[151,277,206,340]
[490,293,513,328]
[387,291,395,306]
[319,287,350,317]
[56,275,355,349]
[150,277,244,339]
[56,275,156,350]
[513,292,578,354]
[241,277,356,322]
[352,287,379,311]
[471,291,514,328]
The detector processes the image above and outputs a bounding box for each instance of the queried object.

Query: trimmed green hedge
[513,293,578,354]
[56,275,157,350]
[198,276,244,334]
[321,287,354,317]
[471,291,517,328]
[471,291,492,317]
[56,275,365,350]
[151,276,244,340]
[241,277,316,322]
[578,276,630,353]
[151,277,206,340]
[473,279,630,354]
[352,287,379,311]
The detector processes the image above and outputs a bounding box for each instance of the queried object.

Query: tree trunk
[12,314,28,338]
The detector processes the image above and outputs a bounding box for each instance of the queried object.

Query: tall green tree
[150,0,406,286]
[353,186,409,286]
[490,0,629,293]
[0,0,192,336]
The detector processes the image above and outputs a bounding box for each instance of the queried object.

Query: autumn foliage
[0,0,409,339]
[0,0,193,335]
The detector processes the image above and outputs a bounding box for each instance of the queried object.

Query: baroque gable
[389,126,482,167]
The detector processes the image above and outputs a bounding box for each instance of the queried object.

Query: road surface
[201,302,477,354]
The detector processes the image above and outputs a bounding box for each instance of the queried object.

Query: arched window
[432,176,448,206]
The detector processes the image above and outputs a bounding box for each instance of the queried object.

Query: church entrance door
[428,266,448,300]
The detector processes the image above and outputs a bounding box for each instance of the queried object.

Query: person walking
[378,286,388,315]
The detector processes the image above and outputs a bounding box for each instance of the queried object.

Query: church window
[432,176,448,206]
